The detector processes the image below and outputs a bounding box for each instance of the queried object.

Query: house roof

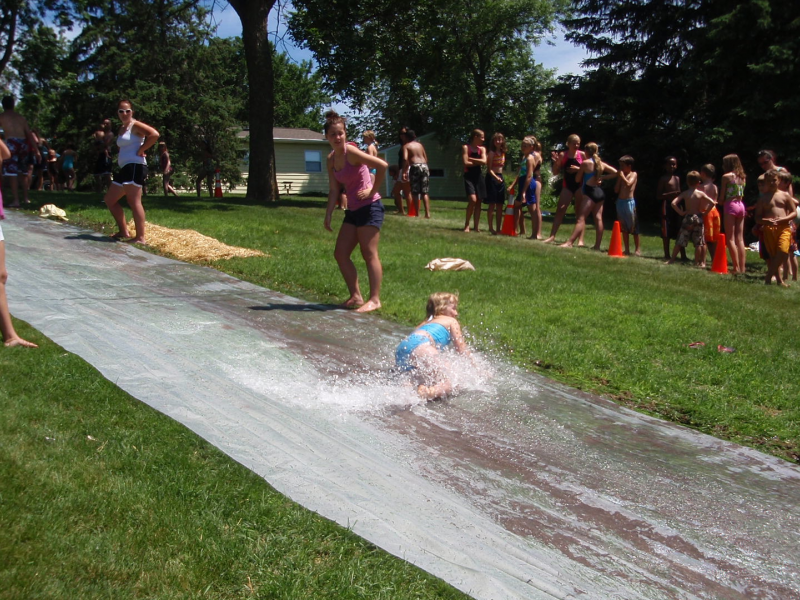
[237,128,326,142]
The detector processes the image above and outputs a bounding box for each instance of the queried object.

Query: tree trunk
[229,0,278,202]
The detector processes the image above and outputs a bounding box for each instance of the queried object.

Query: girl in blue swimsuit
[395,292,472,400]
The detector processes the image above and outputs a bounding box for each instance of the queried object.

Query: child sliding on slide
[395,292,473,400]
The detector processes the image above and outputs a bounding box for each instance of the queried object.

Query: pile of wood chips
[128,220,267,263]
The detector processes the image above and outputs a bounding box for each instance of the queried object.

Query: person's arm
[754,200,765,225]
[348,145,388,201]
[449,320,469,355]
[401,145,410,181]
[472,147,487,166]
[461,144,471,168]
[719,174,729,204]
[598,163,618,181]
[132,121,159,156]
[551,151,562,175]
[324,153,339,232]
[671,193,686,216]
[523,154,534,191]
[0,139,10,161]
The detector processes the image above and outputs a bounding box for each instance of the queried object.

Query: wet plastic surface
[4,213,800,599]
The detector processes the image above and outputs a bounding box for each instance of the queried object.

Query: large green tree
[289,0,565,142]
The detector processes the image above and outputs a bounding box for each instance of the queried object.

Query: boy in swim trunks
[776,170,798,282]
[755,169,797,287]
[700,164,720,266]
[657,156,684,260]
[614,155,640,256]
[402,129,431,218]
[665,171,715,267]
[755,169,796,286]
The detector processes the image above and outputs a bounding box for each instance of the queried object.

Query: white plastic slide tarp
[3,213,799,600]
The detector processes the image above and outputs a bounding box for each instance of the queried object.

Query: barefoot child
[462,129,487,232]
[395,292,472,400]
[615,155,640,256]
[665,171,715,267]
[485,133,507,235]
[720,154,747,274]
[323,110,388,313]
[508,136,541,240]
[700,164,720,265]
[657,156,683,260]
[755,169,797,286]
[776,170,798,282]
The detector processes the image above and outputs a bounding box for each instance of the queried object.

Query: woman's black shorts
[343,200,385,229]
[112,163,148,187]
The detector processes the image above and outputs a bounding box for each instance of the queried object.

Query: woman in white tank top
[102,99,159,244]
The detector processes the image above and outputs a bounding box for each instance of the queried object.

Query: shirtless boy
[776,170,798,282]
[665,171,715,267]
[657,156,684,260]
[756,169,798,286]
[0,96,40,207]
[402,129,431,218]
[614,155,640,256]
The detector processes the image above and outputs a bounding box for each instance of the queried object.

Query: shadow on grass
[249,303,341,312]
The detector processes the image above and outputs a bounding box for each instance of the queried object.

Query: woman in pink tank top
[324,111,388,313]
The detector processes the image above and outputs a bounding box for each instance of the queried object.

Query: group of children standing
[659,152,798,285]
[461,131,642,255]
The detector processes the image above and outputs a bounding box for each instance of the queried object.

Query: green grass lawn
[2,188,798,597]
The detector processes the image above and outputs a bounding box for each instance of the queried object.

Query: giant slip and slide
[4,213,799,600]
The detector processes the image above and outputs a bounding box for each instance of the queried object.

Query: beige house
[380,132,467,199]
[237,128,329,195]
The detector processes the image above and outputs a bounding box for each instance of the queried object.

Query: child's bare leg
[591,203,604,250]
[561,200,591,247]
[423,194,431,218]
[464,195,478,232]
[766,252,788,286]
[575,192,586,246]
[622,231,630,255]
[333,224,364,308]
[496,203,503,232]
[790,254,798,280]
[544,189,572,243]
[516,205,525,236]
[665,243,684,265]
[633,235,641,256]
[528,204,540,239]
[473,200,482,232]
[355,226,382,312]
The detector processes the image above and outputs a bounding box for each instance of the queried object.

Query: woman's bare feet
[339,296,364,309]
[355,298,381,313]
[542,236,555,244]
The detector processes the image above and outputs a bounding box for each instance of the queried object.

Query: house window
[305,151,322,172]
[430,168,445,178]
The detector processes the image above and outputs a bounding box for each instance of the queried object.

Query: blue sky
[208,3,590,83]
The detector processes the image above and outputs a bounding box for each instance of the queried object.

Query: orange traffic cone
[607,221,625,257]
[711,233,728,274]
[214,169,223,198]
[407,196,418,217]
[500,197,517,236]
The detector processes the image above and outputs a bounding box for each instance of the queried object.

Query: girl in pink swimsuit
[323,111,388,313]
[720,153,747,274]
